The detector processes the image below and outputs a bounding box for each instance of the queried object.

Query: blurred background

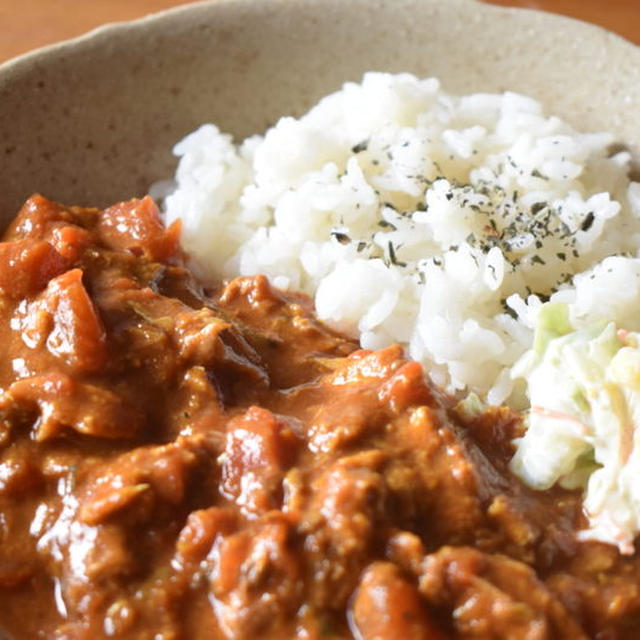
[0,0,638,63]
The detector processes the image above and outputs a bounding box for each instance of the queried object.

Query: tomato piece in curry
[1,194,640,639]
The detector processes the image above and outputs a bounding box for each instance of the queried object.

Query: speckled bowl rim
[0,0,639,217]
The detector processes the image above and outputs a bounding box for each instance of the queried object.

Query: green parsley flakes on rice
[153,72,640,408]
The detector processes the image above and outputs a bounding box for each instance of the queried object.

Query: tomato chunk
[97,196,181,263]
[211,516,302,638]
[49,225,91,263]
[175,507,237,568]
[41,268,107,373]
[350,562,447,640]
[0,239,67,298]
[378,361,435,413]
[3,194,71,240]
[221,407,298,516]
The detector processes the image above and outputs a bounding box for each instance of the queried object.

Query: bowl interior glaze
[0,0,639,223]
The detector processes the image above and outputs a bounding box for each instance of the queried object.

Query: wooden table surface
[0,0,638,65]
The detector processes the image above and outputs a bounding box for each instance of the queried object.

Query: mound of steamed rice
[154,72,640,407]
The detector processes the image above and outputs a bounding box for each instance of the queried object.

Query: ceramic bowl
[0,4,639,638]
[0,0,639,225]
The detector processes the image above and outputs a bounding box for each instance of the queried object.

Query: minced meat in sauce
[1,195,640,639]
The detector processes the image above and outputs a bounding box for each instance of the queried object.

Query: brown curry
[0,194,639,639]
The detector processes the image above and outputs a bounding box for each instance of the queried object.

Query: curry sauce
[0,195,639,639]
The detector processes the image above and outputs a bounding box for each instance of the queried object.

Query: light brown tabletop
[0,0,638,65]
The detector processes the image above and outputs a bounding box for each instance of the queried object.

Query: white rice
[152,72,640,406]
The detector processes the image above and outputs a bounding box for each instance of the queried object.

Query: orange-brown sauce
[0,195,639,639]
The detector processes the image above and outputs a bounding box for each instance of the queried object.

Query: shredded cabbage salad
[511,302,640,554]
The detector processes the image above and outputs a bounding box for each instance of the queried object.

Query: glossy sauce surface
[1,195,640,639]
